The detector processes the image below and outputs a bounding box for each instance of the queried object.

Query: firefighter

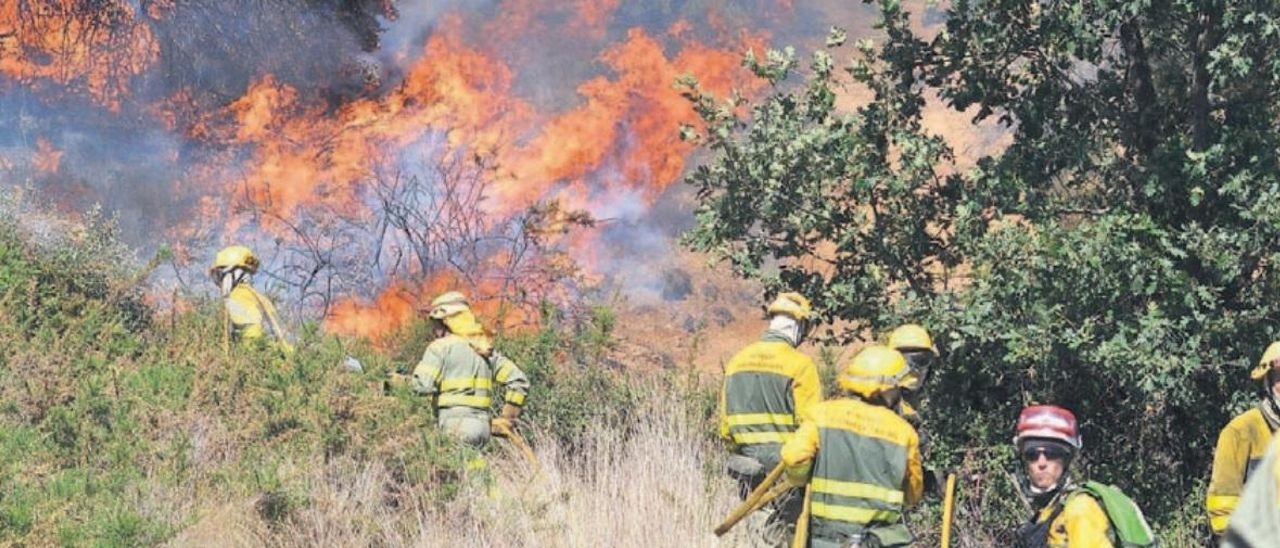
[781,345,923,548]
[411,291,529,447]
[1207,342,1280,536]
[1010,405,1112,547]
[208,245,293,355]
[887,324,944,496]
[886,324,937,427]
[719,292,822,545]
[720,292,822,489]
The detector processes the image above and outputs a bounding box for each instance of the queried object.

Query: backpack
[1074,481,1158,547]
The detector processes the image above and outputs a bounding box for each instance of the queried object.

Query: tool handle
[941,473,957,548]
[791,485,811,548]
[714,462,788,536]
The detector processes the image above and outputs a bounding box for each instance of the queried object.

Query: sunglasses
[1022,445,1071,462]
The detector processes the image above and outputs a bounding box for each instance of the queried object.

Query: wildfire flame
[3,1,946,342]
[0,0,158,111]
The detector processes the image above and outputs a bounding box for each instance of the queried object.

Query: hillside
[0,201,753,547]
[1,186,1213,548]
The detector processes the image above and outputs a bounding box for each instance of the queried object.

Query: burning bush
[0,196,739,546]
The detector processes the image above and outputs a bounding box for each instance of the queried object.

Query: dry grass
[167,392,750,547]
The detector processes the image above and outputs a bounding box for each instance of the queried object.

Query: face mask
[218,268,246,297]
[768,315,802,346]
[219,271,235,296]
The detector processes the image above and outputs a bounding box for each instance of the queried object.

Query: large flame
[0,0,158,110]
[3,1,934,342]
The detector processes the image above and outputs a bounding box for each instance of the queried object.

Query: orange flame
[0,0,158,110]
[325,269,539,343]
[499,27,766,209]
[212,17,531,220]
[7,1,783,342]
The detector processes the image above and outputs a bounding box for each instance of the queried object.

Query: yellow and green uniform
[1018,487,1114,548]
[781,397,923,547]
[412,334,529,446]
[1223,434,1280,548]
[224,284,293,354]
[719,331,822,470]
[1207,405,1279,535]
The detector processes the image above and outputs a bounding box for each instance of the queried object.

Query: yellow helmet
[766,292,812,321]
[888,324,937,354]
[838,345,909,398]
[209,245,259,278]
[427,291,471,320]
[1251,341,1280,381]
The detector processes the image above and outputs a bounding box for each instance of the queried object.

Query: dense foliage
[681,0,1280,540]
[0,200,653,545]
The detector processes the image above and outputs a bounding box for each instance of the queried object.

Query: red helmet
[1014,405,1081,450]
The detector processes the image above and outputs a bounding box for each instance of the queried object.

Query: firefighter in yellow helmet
[887,324,937,426]
[209,245,293,355]
[1207,342,1280,536]
[719,292,822,544]
[781,345,923,548]
[720,293,822,485]
[410,291,530,447]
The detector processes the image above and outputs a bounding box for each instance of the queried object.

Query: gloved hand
[501,403,522,421]
[490,418,513,436]
[924,468,941,497]
[383,372,409,395]
[784,462,812,487]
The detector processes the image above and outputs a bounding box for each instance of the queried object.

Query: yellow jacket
[1207,406,1277,535]
[412,334,530,412]
[224,284,293,353]
[719,332,822,450]
[1029,488,1114,548]
[781,397,922,543]
[1224,434,1280,547]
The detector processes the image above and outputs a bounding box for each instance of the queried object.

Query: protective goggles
[1021,444,1071,462]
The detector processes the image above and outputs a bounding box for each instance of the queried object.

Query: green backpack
[1074,481,1158,547]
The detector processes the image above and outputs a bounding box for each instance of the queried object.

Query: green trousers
[437,406,490,447]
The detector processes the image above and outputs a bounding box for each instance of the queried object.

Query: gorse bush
[0,199,684,546]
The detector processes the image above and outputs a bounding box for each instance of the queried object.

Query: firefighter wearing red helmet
[1011,405,1113,547]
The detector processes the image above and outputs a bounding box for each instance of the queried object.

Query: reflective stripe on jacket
[780,397,922,543]
[412,335,530,411]
[1208,406,1276,534]
[719,332,821,452]
[1029,489,1114,548]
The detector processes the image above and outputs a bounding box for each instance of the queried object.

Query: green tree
[681,0,1280,539]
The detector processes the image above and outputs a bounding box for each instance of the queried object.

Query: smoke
[0,0,997,338]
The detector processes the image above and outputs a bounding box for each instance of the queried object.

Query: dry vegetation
[168,394,746,547]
